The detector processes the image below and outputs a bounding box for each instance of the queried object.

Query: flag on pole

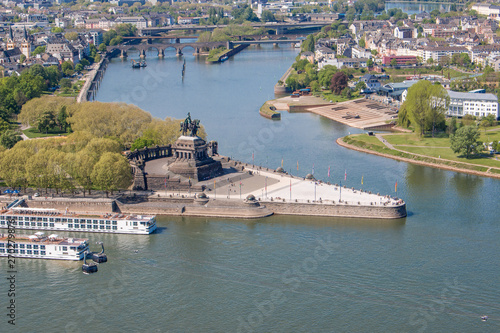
[297,160,299,171]
[328,166,330,178]
[281,158,283,167]
[344,170,347,181]
[312,164,315,175]
[361,175,363,185]
[252,151,254,163]
[164,177,167,188]
[395,181,398,192]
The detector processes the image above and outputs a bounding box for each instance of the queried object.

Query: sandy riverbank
[337,137,500,179]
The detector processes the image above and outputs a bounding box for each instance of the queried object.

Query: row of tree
[0,135,131,197]
[5,98,208,194]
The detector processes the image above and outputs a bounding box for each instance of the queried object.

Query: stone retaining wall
[265,201,407,219]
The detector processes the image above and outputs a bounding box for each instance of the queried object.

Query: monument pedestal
[169,136,223,181]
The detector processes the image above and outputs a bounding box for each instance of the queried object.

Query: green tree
[60,78,72,92]
[261,10,276,22]
[57,106,69,132]
[330,71,349,95]
[131,137,155,151]
[0,130,21,149]
[397,103,411,128]
[480,114,497,132]
[301,34,315,53]
[367,58,374,67]
[37,111,56,134]
[91,152,132,197]
[450,125,482,158]
[31,45,46,56]
[75,63,84,73]
[65,32,79,41]
[61,61,73,76]
[390,58,398,67]
[355,81,367,91]
[98,43,107,52]
[448,117,457,135]
[94,53,101,63]
[425,84,449,137]
[403,80,432,136]
[359,38,365,48]
[0,148,29,189]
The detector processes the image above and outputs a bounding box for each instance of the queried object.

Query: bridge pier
[175,38,180,43]
[120,49,127,58]
[193,47,199,56]
[176,48,183,57]
[226,41,233,50]
[158,49,164,58]
[140,49,146,59]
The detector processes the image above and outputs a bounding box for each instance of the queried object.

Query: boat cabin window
[55,218,61,222]
[0,249,5,253]
[34,251,39,255]
[41,251,46,255]
[112,221,117,225]
[62,219,67,222]
[49,223,54,227]
[40,245,45,250]
[70,247,76,251]
[19,244,24,249]
[62,247,67,251]
[0,243,4,247]
[133,222,138,226]
[26,245,32,249]
[49,218,54,222]
[33,245,38,249]
[27,250,32,254]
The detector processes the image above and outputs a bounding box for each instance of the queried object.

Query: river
[3,46,499,332]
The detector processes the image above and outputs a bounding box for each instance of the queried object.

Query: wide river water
[2,46,499,332]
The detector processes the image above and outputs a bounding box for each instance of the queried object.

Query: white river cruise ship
[0,233,89,260]
[0,207,157,234]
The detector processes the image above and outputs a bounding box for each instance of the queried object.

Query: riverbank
[76,57,108,103]
[2,155,407,220]
[337,135,500,179]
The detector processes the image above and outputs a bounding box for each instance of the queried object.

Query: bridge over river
[108,35,303,58]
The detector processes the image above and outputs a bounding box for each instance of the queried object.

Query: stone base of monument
[168,135,223,181]
[168,158,223,181]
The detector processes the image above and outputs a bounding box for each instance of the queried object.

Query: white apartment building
[447,91,499,119]
[115,16,147,29]
[419,46,468,63]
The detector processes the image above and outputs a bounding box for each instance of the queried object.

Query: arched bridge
[108,37,301,58]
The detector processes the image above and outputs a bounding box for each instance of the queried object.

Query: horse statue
[189,119,200,137]
[180,113,200,137]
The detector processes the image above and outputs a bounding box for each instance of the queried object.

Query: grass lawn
[383,133,451,147]
[321,92,356,103]
[23,128,67,139]
[399,146,500,168]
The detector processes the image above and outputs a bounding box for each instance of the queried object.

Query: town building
[447,91,499,118]
[382,55,416,66]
